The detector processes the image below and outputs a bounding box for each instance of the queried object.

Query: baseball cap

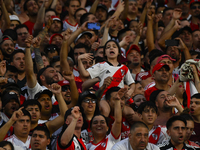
[51,16,62,22]
[156,55,176,63]
[126,44,140,57]
[190,0,200,7]
[1,92,20,107]
[58,80,70,86]
[97,4,108,12]
[75,31,92,43]
[172,26,192,39]
[49,33,63,44]
[0,35,14,44]
[34,89,53,100]
[9,15,21,23]
[79,90,97,101]
[152,63,170,74]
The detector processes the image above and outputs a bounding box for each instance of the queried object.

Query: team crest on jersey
[121,69,125,76]
[152,133,158,140]
[101,142,106,147]
[123,121,129,128]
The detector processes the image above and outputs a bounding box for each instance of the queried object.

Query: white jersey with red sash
[86,131,121,150]
[109,115,130,140]
[149,125,169,145]
[63,19,79,32]
[87,61,134,96]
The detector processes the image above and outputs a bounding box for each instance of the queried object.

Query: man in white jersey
[111,121,160,150]
[0,108,31,150]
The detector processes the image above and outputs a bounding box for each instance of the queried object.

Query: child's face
[104,41,119,59]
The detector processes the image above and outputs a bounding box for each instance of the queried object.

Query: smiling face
[167,120,186,145]
[91,115,108,138]
[104,41,119,60]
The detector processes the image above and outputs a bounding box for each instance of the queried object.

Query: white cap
[9,15,20,23]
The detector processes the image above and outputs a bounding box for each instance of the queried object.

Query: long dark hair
[103,40,121,60]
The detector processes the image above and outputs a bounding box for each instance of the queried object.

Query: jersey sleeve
[57,135,74,150]
[124,68,135,85]
[111,143,126,150]
[27,82,43,99]
[87,63,102,79]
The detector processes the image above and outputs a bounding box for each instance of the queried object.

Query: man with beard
[95,4,108,26]
[126,44,144,80]
[49,16,63,35]
[15,25,30,50]
[149,90,183,126]
[190,0,200,31]
[10,50,26,88]
[0,35,15,62]
[145,63,170,101]
[23,0,39,35]
[25,35,59,104]
[158,116,195,150]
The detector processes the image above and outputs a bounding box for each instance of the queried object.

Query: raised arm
[176,37,192,60]
[158,20,181,49]
[146,10,155,52]
[77,53,93,78]
[25,35,37,88]
[120,0,128,21]
[32,37,45,71]
[60,106,81,147]
[0,107,24,141]
[89,0,100,14]
[111,88,124,138]
[46,83,68,135]
[133,21,143,45]
[139,0,152,25]
[0,0,11,31]
[33,0,47,36]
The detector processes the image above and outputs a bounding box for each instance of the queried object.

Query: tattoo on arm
[34,48,44,70]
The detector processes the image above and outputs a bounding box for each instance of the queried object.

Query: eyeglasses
[17,32,28,36]
[191,6,200,9]
[62,86,70,92]
[83,99,96,103]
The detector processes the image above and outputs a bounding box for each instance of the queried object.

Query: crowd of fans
[0,0,200,149]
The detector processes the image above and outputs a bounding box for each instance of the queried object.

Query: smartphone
[165,39,179,47]
[87,23,101,30]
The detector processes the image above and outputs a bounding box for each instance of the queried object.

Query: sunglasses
[191,6,200,9]
[83,99,96,103]
[62,86,70,92]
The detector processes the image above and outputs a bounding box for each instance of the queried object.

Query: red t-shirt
[23,20,35,35]
[190,22,199,31]
[145,86,159,101]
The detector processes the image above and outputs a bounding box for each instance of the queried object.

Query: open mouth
[110,51,115,55]
[179,135,183,141]
[190,108,194,114]
[45,105,50,110]
[11,106,17,111]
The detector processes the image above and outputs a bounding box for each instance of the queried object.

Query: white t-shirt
[63,19,79,32]
[5,134,31,150]
[27,82,56,104]
[87,61,134,88]
[111,138,160,150]
[86,132,121,150]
